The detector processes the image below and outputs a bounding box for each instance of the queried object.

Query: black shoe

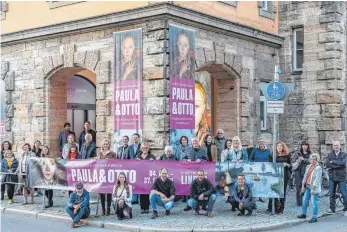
[45,204,52,208]
[258,197,265,203]
[245,209,253,216]
[166,210,170,216]
[131,200,139,204]
[195,209,200,215]
[144,209,149,214]
[201,206,207,211]
[183,206,192,211]
[151,210,158,219]
[297,214,306,219]
[182,197,187,203]
[106,208,110,216]
[226,197,231,203]
[237,212,244,216]
[309,218,317,223]
[231,207,236,212]
[141,209,145,214]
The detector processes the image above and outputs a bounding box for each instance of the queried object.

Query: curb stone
[140,227,193,232]
[2,207,343,232]
[4,208,39,218]
[103,222,140,231]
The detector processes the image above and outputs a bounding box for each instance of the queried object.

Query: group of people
[1,125,347,228]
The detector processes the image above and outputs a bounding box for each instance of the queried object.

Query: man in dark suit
[58,122,75,152]
[79,133,96,159]
[128,133,141,160]
[79,121,96,148]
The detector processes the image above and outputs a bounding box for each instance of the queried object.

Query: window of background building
[260,91,267,131]
[293,28,304,72]
[258,1,276,20]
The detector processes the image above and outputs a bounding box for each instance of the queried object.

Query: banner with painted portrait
[113,29,143,148]
[195,73,212,145]
[169,25,195,149]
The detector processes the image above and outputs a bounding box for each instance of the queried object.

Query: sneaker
[297,214,306,219]
[151,210,158,219]
[325,209,335,215]
[183,206,192,211]
[34,192,38,197]
[8,199,13,204]
[165,210,170,216]
[75,221,83,227]
[309,218,318,223]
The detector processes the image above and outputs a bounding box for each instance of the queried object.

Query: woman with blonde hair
[267,141,292,214]
[96,139,116,216]
[113,172,133,220]
[230,136,248,162]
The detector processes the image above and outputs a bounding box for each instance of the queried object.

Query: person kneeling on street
[150,168,176,219]
[229,173,256,216]
[65,183,90,228]
[187,170,216,217]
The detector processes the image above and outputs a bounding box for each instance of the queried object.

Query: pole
[272,65,279,214]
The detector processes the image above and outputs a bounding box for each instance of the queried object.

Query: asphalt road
[1,211,347,232]
[275,212,347,232]
[0,213,120,232]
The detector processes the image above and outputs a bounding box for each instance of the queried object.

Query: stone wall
[278,1,347,156]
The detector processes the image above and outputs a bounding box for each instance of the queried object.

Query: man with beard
[65,183,90,228]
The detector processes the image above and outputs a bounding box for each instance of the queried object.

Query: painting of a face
[195,88,206,130]
[41,158,57,182]
[122,37,135,62]
[177,34,190,60]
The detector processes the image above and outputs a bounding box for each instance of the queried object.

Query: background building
[4,1,325,156]
[278,1,346,156]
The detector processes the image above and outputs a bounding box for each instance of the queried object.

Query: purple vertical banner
[113,29,143,148]
[169,25,196,148]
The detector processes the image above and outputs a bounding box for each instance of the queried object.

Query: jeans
[329,180,347,211]
[132,194,138,202]
[301,185,318,218]
[65,206,90,223]
[187,194,217,213]
[149,193,174,211]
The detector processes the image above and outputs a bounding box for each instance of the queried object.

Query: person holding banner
[41,146,54,208]
[136,143,155,213]
[187,170,216,217]
[65,183,90,228]
[18,143,35,205]
[150,168,176,219]
[185,137,207,163]
[1,150,18,203]
[160,146,178,161]
[268,141,291,214]
[229,173,256,216]
[113,172,133,220]
[96,139,116,216]
[116,136,131,160]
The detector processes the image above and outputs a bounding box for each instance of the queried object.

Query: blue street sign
[266,81,285,100]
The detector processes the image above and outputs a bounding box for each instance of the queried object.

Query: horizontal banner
[27,157,283,197]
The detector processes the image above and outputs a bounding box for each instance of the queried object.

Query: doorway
[67,75,96,140]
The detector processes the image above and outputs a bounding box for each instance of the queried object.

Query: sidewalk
[0,189,340,232]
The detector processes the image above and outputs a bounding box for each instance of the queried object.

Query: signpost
[260,65,295,214]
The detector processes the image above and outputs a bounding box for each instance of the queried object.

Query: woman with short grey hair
[297,153,322,223]
[160,146,178,161]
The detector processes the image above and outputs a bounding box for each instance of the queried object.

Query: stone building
[1,1,284,156]
[278,1,347,156]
